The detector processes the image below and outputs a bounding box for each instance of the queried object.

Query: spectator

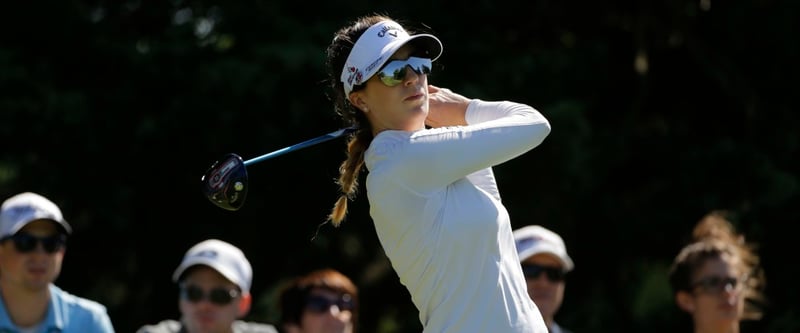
[0,191,115,332]
[668,211,766,333]
[137,239,278,333]
[277,268,358,333]
[514,225,575,333]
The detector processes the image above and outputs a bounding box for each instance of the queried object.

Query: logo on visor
[345,66,364,86]
[192,249,219,260]
[378,25,400,38]
[364,55,385,75]
[516,236,545,250]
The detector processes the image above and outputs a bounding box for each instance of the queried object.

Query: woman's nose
[403,66,421,85]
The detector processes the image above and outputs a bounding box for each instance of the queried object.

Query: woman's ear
[348,92,369,113]
[676,291,695,313]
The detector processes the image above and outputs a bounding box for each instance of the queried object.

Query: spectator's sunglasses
[0,233,66,253]
[305,294,355,313]
[180,284,240,305]
[521,263,565,282]
[690,275,747,295]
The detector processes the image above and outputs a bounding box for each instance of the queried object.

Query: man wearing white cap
[0,192,115,332]
[137,239,277,333]
[514,225,575,333]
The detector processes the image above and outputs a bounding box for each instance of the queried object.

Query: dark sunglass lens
[184,286,205,303]
[339,295,355,311]
[209,288,236,305]
[306,295,354,313]
[41,235,66,253]
[713,277,738,292]
[7,234,66,253]
[182,285,237,305]
[12,234,38,252]
[522,265,543,278]
[545,268,565,281]
[306,296,332,313]
[694,276,740,294]
[708,277,723,289]
[522,264,564,282]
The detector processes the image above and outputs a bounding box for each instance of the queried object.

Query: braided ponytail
[328,128,371,226]
[323,14,389,226]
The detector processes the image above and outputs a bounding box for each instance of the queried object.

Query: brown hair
[323,14,394,226]
[278,268,359,331]
[668,210,766,320]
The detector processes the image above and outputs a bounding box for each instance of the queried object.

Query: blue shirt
[0,284,115,333]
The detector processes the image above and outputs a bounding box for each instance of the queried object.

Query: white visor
[340,20,442,96]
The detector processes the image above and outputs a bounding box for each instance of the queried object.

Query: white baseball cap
[172,239,253,293]
[0,192,72,238]
[513,225,574,272]
[340,19,443,95]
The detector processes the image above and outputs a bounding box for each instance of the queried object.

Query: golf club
[201,127,357,211]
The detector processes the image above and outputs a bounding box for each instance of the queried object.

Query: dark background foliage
[1,0,798,332]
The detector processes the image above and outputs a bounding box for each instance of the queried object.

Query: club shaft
[243,127,357,166]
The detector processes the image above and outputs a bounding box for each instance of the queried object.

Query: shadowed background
[1,0,798,332]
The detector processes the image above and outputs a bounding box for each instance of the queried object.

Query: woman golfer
[324,14,551,332]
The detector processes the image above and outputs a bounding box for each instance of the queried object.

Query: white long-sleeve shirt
[364,99,551,333]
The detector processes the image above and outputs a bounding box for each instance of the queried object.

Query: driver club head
[201,153,248,211]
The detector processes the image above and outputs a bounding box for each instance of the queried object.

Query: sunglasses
[521,264,565,282]
[0,233,67,254]
[376,57,432,87]
[180,284,240,306]
[305,294,355,313]
[690,275,745,295]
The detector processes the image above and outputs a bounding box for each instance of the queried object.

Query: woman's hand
[426,85,470,128]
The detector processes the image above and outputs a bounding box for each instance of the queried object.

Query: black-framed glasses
[521,264,565,282]
[0,233,67,254]
[690,275,746,295]
[305,294,355,313]
[376,57,432,87]
[179,284,240,305]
